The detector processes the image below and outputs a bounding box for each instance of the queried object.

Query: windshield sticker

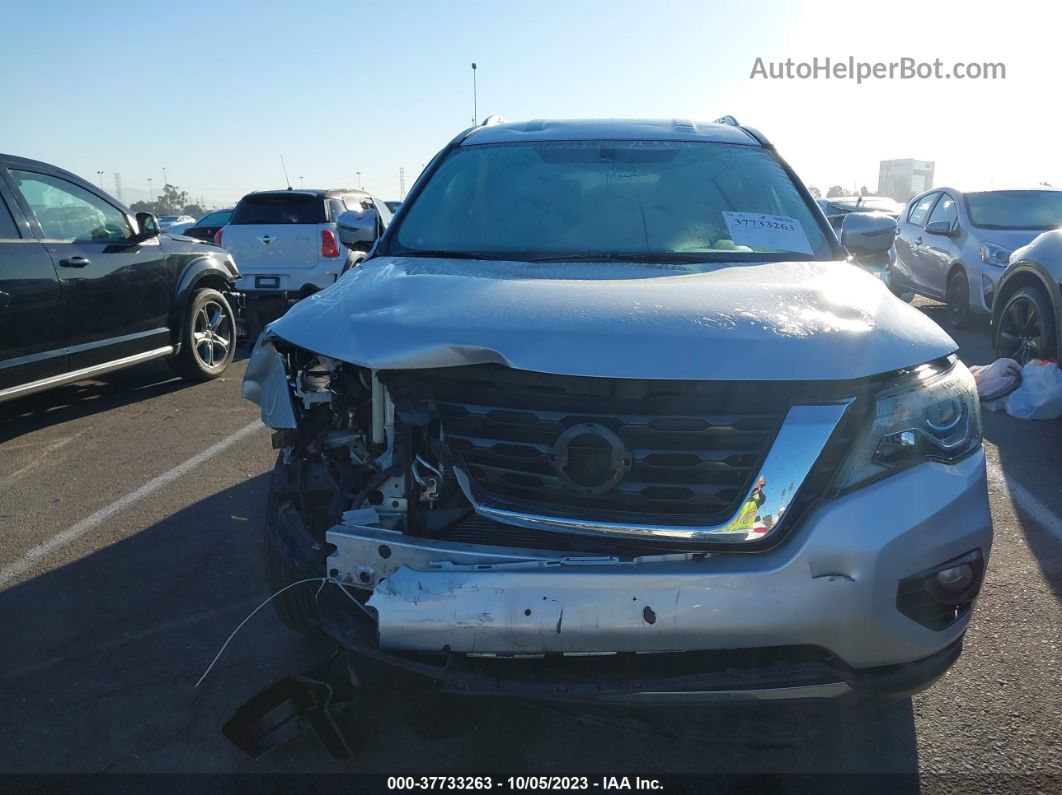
[722,212,813,255]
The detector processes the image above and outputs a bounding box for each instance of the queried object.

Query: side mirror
[135,212,160,239]
[924,220,956,237]
[840,211,897,257]
[335,208,378,250]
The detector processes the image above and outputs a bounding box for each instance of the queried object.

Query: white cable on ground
[194,575,376,688]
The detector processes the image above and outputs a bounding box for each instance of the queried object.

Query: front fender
[993,261,1062,351]
[170,255,239,338]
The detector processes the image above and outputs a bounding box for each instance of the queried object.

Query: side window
[10,170,133,242]
[0,194,20,239]
[927,194,958,229]
[907,193,939,227]
[327,199,346,221]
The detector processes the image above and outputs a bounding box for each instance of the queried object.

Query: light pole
[299,176,304,189]
[162,166,168,187]
[147,178,153,202]
[96,170,104,188]
[471,62,477,125]
[356,171,362,190]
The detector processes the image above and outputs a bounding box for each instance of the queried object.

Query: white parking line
[986,458,1062,542]
[0,419,264,588]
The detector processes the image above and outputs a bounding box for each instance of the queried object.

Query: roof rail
[713,115,771,147]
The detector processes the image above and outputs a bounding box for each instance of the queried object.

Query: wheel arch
[946,260,968,290]
[170,256,238,351]
[992,262,1062,352]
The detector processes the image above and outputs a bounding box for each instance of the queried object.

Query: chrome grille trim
[455,401,854,543]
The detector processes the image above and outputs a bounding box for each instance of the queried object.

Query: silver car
[244,118,991,705]
[886,187,1062,328]
[992,229,1062,362]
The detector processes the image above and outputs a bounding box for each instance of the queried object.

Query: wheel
[945,270,972,329]
[169,288,236,381]
[264,495,324,636]
[882,260,914,302]
[995,286,1057,365]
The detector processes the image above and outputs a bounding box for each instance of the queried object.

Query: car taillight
[321,229,340,258]
[214,229,223,247]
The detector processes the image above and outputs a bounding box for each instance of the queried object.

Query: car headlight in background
[979,242,1011,266]
[836,360,981,490]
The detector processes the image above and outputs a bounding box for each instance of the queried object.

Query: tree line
[129,183,205,218]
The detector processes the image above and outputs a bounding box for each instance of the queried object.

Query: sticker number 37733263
[722,212,814,255]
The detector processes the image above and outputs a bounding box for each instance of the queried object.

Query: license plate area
[255,276,280,289]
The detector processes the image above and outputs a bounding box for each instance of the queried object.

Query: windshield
[965,190,1062,229]
[197,210,231,226]
[830,197,902,214]
[392,141,833,261]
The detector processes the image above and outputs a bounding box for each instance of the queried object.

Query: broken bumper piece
[316,450,989,703]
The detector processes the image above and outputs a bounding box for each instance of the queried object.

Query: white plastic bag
[1004,360,1062,420]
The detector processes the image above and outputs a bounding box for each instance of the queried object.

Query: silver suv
[887,186,1062,328]
[244,118,991,704]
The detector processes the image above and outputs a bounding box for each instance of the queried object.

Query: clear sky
[1,0,1058,207]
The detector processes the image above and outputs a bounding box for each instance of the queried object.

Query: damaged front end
[241,333,977,704]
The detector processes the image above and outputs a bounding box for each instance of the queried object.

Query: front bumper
[316,450,990,701]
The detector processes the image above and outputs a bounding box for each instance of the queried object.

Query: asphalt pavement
[0,301,1059,786]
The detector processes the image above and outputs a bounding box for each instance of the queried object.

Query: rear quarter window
[230,194,326,224]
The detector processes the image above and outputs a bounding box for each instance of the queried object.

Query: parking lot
[0,298,1058,782]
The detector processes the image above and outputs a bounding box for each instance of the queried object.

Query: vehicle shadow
[0,346,252,444]
[0,474,920,778]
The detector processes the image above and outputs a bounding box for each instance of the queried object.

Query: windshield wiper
[527,252,720,263]
[394,249,516,261]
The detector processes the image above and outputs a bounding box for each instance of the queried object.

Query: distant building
[878,159,935,202]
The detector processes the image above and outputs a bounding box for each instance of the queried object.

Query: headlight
[835,361,981,490]
[979,242,1011,267]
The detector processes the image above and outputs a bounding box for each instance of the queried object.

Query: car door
[6,168,175,371]
[896,192,941,296]
[0,185,68,395]
[920,192,960,297]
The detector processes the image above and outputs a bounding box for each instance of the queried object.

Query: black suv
[0,154,240,403]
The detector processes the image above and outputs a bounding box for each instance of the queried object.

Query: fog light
[896,549,985,629]
[981,273,996,308]
[935,564,974,592]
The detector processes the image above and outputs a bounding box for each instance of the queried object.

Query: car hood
[265,256,956,381]
[972,227,1047,252]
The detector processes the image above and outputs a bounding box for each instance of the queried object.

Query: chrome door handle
[59,256,91,268]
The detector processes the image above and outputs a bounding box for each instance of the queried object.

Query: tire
[945,269,972,329]
[264,495,324,636]
[995,285,1058,365]
[169,288,236,381]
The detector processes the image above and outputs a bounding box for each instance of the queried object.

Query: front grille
[396,365,861,531]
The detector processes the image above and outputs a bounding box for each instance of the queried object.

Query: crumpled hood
[266,256,956,381]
